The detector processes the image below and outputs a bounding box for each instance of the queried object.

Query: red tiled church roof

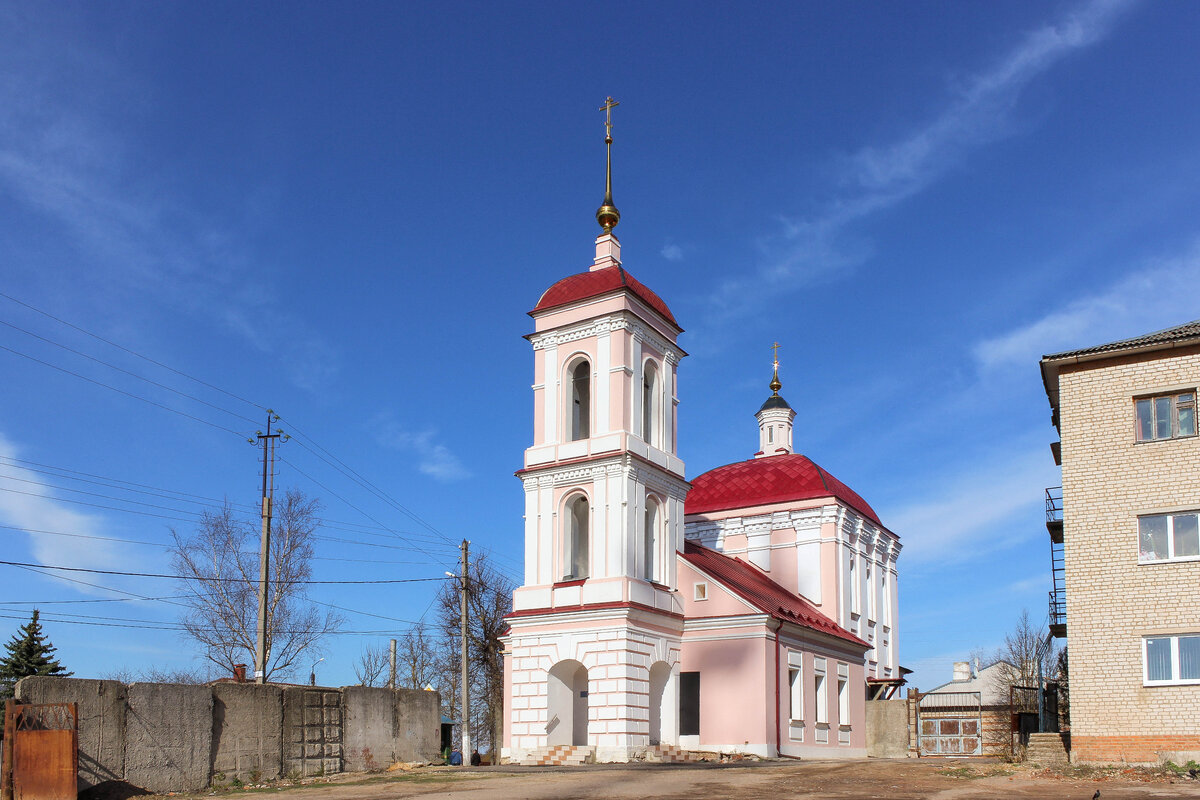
[531,265,678,327]
[684,452,882,525]
[681,540,867,647]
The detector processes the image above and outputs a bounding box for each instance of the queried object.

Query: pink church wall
[681,634,773,749]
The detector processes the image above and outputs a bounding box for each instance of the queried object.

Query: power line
[0,291,266,412]
[0,524,441,566]
[0,342,245,436]
[0,454,442,537]
[0,471,210,518]
[0,559,451,585]
[279,421,458,548]
[0,316,260,425]
[0,613,423,637]
[0,454,261,513]
[280,456,452,552]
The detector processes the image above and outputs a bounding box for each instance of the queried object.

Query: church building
[501,102,901,764]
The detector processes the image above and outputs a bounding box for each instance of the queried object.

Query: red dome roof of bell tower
[531,265,678,328]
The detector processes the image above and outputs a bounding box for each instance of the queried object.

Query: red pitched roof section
[531,265,678,328]
[684,452,882,526]
[681,540,867,647]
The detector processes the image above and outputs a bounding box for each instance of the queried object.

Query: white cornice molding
[522,453,688,495]
[529,312,684,365]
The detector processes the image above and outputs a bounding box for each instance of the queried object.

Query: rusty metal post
[2,699,16,800]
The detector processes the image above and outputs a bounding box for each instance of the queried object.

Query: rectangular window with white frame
[788,650,804,723]
[837,663,850,726]
[1144,634,1200,685]
[1135,391,1196,441]
[813,658,828,725]
[1139,512,1200,563]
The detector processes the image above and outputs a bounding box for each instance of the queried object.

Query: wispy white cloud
[0,15,339,393]
[707,0,1137,318]
[975,243,1200,370]
[373,415,471,482]
[0,431,122,574]
[885,445,1059,565]
[661,243,684,262]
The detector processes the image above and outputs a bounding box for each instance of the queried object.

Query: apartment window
[1135,391,1195,441]
[1144,634,1200,685]
[1138,512,1200,562]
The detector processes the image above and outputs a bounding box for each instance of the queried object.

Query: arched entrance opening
[648,661,672,745]
[546,659,589,746]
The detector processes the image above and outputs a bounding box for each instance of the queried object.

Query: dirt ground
[175,758,1200,800]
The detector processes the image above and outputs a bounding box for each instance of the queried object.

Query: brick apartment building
[1041,320,1200,764]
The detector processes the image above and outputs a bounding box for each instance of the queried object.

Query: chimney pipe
[233,664,247,683]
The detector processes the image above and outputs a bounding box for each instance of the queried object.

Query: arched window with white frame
[564,494,590,580]
[569,359,590,441]
[643,496,660,583]
[642,359,660,447]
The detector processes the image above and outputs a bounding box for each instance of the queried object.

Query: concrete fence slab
[212,683,283,782]
[125,682,213,793]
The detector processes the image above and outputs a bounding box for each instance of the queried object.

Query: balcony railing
[1045,486,1063,543]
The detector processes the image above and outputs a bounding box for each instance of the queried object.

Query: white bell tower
[501,98,688,764]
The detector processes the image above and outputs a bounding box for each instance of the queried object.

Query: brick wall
[1057,344,1200,759]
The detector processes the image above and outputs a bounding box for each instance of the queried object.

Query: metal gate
[917,691,982,756]
[2,701,79,800]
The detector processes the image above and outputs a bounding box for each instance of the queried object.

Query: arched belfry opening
[564,494,590,580]
[642,359,660,447]
[643,496,660,583]
[547,660,590,746]
[569,359,591,441]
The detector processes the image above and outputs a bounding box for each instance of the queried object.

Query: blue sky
[2,0,1199,690]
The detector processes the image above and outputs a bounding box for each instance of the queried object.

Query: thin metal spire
[596,96,621,233]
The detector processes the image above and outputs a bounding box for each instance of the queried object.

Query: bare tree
[354,642,390,687]
[435,551,514,754]
[993,609,1059,689]
[396,622,438,690]
[103,665,214,684]
[170,490,342,681]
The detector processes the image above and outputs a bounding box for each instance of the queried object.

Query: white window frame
[813,657,828,725]
[837,663,850,729]
[1138,511,1200,564]
[849,554,860,616]
[1135,390,1196,442]
[787,651,804,725]
[1143,634,1200,686]
[693,582,708,601]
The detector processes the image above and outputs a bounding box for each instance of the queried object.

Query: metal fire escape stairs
[1045,487,1066,639]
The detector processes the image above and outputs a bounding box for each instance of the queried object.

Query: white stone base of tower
[502,605,683,764]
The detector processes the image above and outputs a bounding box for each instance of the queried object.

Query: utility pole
[389,638,397,690]
[251,410,285,684]
[460,539,471,761]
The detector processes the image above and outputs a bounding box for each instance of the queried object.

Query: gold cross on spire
[770,342,782,395]
[596,96,621,234]
[600,96,620,143]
